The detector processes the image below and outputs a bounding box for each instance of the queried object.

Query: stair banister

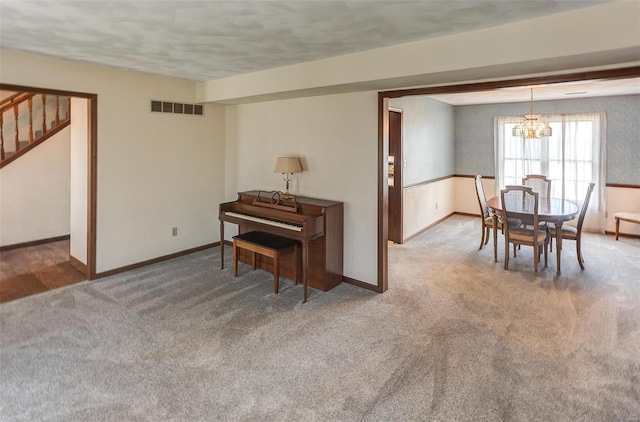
[41,94,47,135]
[0,92,30,108]
[55,96,60,126]
[0,113,4,160]
[1,92,71,169]
[13,104,19,152]
[28,96,34,144]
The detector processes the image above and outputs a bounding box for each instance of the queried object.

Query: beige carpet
[1,215,639,421]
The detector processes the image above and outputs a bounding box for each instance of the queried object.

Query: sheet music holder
[252,190,298,213]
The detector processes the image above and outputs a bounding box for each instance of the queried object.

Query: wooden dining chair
[549,182,595,270]
[501,185,549,276]
[522,174,552,198]
[522,174,552,233]
[475,176,523,254]
[474,175,496,250]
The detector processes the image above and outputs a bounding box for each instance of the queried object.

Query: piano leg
[220,221,225,269]
[302,240,309,303]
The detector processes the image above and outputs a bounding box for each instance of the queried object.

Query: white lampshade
[274,156,302,174]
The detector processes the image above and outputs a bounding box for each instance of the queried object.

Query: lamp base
[281,191,294,200]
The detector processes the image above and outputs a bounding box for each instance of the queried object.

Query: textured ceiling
[0,0,609,82]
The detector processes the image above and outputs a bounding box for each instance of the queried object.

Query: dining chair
[474,175,496,250]
[549,182,595,270]
[522,174,552,199]
[475,176,523,255]
[522,174,552,232]
[501,185,549,276]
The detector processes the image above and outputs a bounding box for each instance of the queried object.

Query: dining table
[487,196,579,274]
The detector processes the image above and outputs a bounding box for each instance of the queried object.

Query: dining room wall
[454,94,640,185]
[453,94,640,235]
[388,95,456,240]
[388,96,455,186]
[382,92,639,241]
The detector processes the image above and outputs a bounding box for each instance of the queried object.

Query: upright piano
[219,191,344,298]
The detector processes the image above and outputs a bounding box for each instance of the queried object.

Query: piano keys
[222,211,303,232]
[219,190,344,298]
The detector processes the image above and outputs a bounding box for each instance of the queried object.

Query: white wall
[0,48,226,273]
[225,92,379,284]
[0,126,71,246]
[606,187,640,236]
[403,178,456,240]
[455,176,496,216]
[70,98,88,263]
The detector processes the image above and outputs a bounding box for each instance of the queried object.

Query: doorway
[0,83,97,283]
[376,67,640,294]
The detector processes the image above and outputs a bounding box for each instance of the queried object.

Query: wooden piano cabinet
[309,203,344,291]
[221,191,344,292]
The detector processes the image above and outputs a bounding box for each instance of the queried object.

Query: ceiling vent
[150,100,203,116]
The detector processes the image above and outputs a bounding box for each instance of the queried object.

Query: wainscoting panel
[402,177,455,240]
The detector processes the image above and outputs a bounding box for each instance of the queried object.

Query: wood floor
[0,239,86,303]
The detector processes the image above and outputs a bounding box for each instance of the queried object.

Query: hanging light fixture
[512,88,552,139]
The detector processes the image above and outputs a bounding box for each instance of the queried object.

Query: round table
[487,197,579,273]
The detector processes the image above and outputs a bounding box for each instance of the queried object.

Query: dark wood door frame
[0,83,98,279]
[376,66,640,293]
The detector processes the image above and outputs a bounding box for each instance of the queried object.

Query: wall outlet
[172,227,178,236]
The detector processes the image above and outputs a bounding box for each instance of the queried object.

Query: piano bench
[232,231,300,294]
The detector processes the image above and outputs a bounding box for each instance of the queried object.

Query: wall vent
[150,100,203,116]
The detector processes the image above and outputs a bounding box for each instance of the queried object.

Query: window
[495,112,606,231]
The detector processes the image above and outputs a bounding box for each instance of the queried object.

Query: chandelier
[512,88,552,139]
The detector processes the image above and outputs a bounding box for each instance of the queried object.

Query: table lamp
[274,156,302,199]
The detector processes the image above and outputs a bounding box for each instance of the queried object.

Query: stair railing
[0,112,4,161]
[0,92,71,168]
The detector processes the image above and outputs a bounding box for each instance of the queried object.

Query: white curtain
[495,113,606,232]
[495,116,545,191]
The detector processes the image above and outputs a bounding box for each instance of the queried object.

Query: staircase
[0,92,71,168]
